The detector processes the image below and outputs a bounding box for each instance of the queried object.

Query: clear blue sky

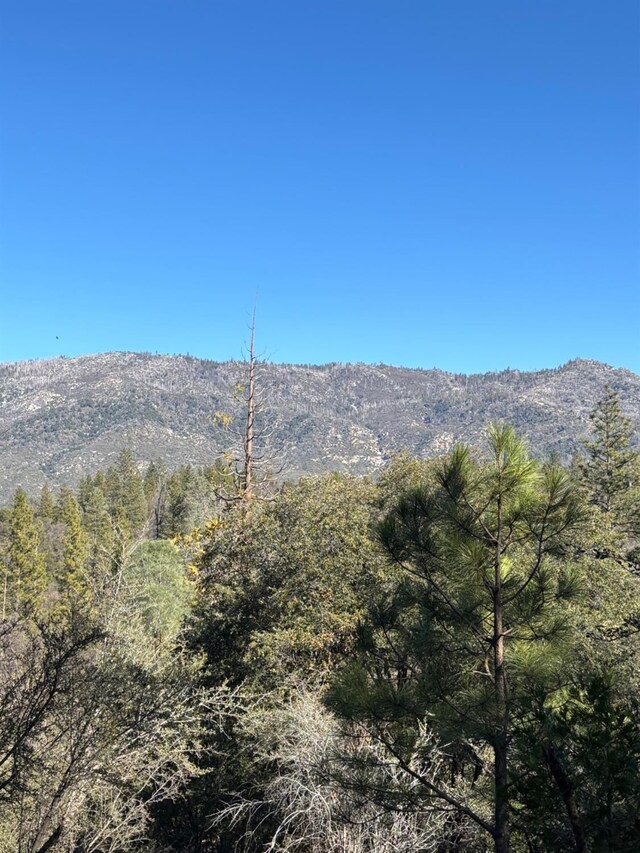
[1,1,638,373]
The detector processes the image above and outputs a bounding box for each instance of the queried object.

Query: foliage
[0,405,639,852]
[329,426,585,852]
[58,493,89,598]
[219,691,471,853]
[105,448,149,537]
[191,472,386,690]
[579,385,640,527]
[0,572,212,852]
[124,540,193,641]
[4,489,48,617]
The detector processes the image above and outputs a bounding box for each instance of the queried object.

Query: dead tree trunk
[242,310,256,503]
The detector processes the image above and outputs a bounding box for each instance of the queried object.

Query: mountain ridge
[1,352,638,501]
[2,350,634,376]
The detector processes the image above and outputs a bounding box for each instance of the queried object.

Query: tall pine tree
[59,494,89,597]
[580,385,640,533]
[5,488,48,616]
[83,486,115,577]
[330,426,583,853]
[106,450,149,538]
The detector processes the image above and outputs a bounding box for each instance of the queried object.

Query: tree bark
[494,496,510,853]
[243,311,256,502]
[544,743,586,853]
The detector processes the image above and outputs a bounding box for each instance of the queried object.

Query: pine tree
[143,459,166,502]
[213,311,280,505]
[93,470,107,494]
[59,494,89,596]
[76,475,95,512]
[106,450,149,537]
[580,385,640,530]
[330,426,583,853]
[54,485,75,522]
[35,483,58,579]
[83,486,115,577]
[144,460,168,539]
[37,483,55,520]
[5,488,48,616]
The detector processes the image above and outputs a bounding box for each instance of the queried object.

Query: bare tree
[212,691,483,853]
[0,573,224,851]
[214,310,284,506]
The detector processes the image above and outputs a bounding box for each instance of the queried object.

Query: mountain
[0,353,638,501]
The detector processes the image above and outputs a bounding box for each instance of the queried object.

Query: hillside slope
[1,353,638,500]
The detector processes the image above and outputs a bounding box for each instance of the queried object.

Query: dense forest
[1,384,639,852]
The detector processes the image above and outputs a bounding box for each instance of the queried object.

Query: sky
[0,1,638,374]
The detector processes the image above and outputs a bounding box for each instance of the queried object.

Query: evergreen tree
[124,540,191,640]
[83,486,115,577]
[580,385,640,532]
[59,494,89,596]
[511,660,640,852]
[76,474,95,513]
[35,483,60,579]
[144,459,168,538]
[551,388,640,851]
[192,472,384,689]
[161,465,222,538]
[6,488,48,616]
[329,426,583,853]
[171,472,385,851]
[37,483,55,520]
[164,466,197,537]
[106,449,149,537]
[93,470,107,494]
[143,459,166,502]
[53,485,75,523]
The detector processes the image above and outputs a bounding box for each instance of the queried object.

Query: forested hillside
[1,385,639,852]
[1,353,639,501]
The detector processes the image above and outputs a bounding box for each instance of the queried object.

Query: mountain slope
[1,353,638,500]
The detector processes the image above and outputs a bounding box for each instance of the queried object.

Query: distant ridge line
[1,350,636,378]
[1,352,638,501]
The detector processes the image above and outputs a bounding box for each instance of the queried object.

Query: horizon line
[0,350,635,379]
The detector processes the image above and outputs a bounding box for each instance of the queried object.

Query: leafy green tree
[163,466,200,537]
[93,469,107,494]
[53,484,75,523]
[573,382,640,786]
[166,473,386,851]
[142,461,229,540]
[535,389,640,851]
[143,459,167,502]
[5,488,49,616]
[330,426,583,853]
[375,450,440,513]
[511,660,640,853]
[0,572,211,851]
[192,472,384,690]
[34,483,60,579]
[124,540,191,641]
[76,474,95,513]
